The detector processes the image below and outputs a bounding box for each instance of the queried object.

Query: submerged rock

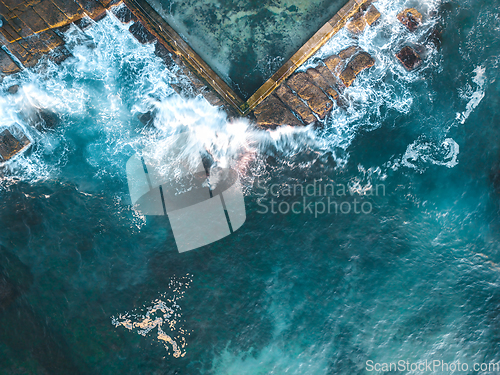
[0,127,30,162]
[397,8,422,32]
[253,95,303,128]
[7,85,19,95]
[287,72,333,119]
[396,46,422,71]
[275,84,316,124]
[339,52,375,87]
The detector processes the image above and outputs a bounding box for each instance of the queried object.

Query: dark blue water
[0,0,499,373]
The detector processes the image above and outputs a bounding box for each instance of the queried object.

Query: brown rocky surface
[397,8,422,32]
[364,5,381,26]
[396,46,422,70]
[338,45,361,60]
[0,127,30,162]
[286,73,329,119]
[339,52,375,87]
[275,84,316,124]
[0,48,20,75]
[316,64,340,88]
[253,95,303,128]
[346,12,367,35]
[306,67,339,101]
[33,0,69,28]
[287,72,333,119]
[324,54,342,76]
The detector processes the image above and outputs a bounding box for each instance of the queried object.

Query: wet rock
[129,21,156,44]
[137,110,156,127]
[324,54,343,76]
[306,67,339,101]
[396,46,422,71]
[338,46,361,60]
[275,84,316,124]
[253,95,303,128]
[316,64,341,88]
[7,85,19,94]
[0,126,30,162]
[0,48,21,76]
[346,12,367,35]
[426,28,442,49]
[38,109,60,129]
[287,72,333,119]
[339,52,375,87]
[346,4,381,35]
[364,5,381,26]
[48,45,73,64]
[112,4,137,24]
[397,8,422,32]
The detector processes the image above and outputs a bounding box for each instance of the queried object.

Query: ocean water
[0,0,499,373]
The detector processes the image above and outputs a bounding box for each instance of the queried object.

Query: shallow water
[0,0,500,373]
[145,0,348,99]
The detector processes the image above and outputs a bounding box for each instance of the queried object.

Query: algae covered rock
[396,46,422,71]
[397,8,422,32]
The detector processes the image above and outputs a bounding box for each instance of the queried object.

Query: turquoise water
[0,0,500,373]
[145,0,348,99]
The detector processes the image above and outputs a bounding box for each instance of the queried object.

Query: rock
[339,52,375,87]
[253,95,303,128]
[287,72,333,119]
[129,21,156,44]
[137,110,156,127]
[324,54,343,76]
[316,65,340,87]
[396,46,422,71]
[38,109,60,129]
[0,48,21,75]
[33,0,69,29]
[338,46,361,60]
[364,5,381,26]
[0,126,30,162]
[346,12,367,35]
[7,85,19,94]
[275,84,316,124]
[426,28,442,49]
[397,8,422,32]
[306,67,339,101]
[112,4,137,24]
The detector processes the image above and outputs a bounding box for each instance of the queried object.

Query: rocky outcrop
[275,84,316,124]
[338,52,375,87]
[253,95,303,128]
[306,67,339,101]
[396,46,422,71]
[0,48,20,76]
[287,72,333,119]
[0,0,120,74]
[0,126,30,162]
[397,8,422,32]
[346,4,381,35]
